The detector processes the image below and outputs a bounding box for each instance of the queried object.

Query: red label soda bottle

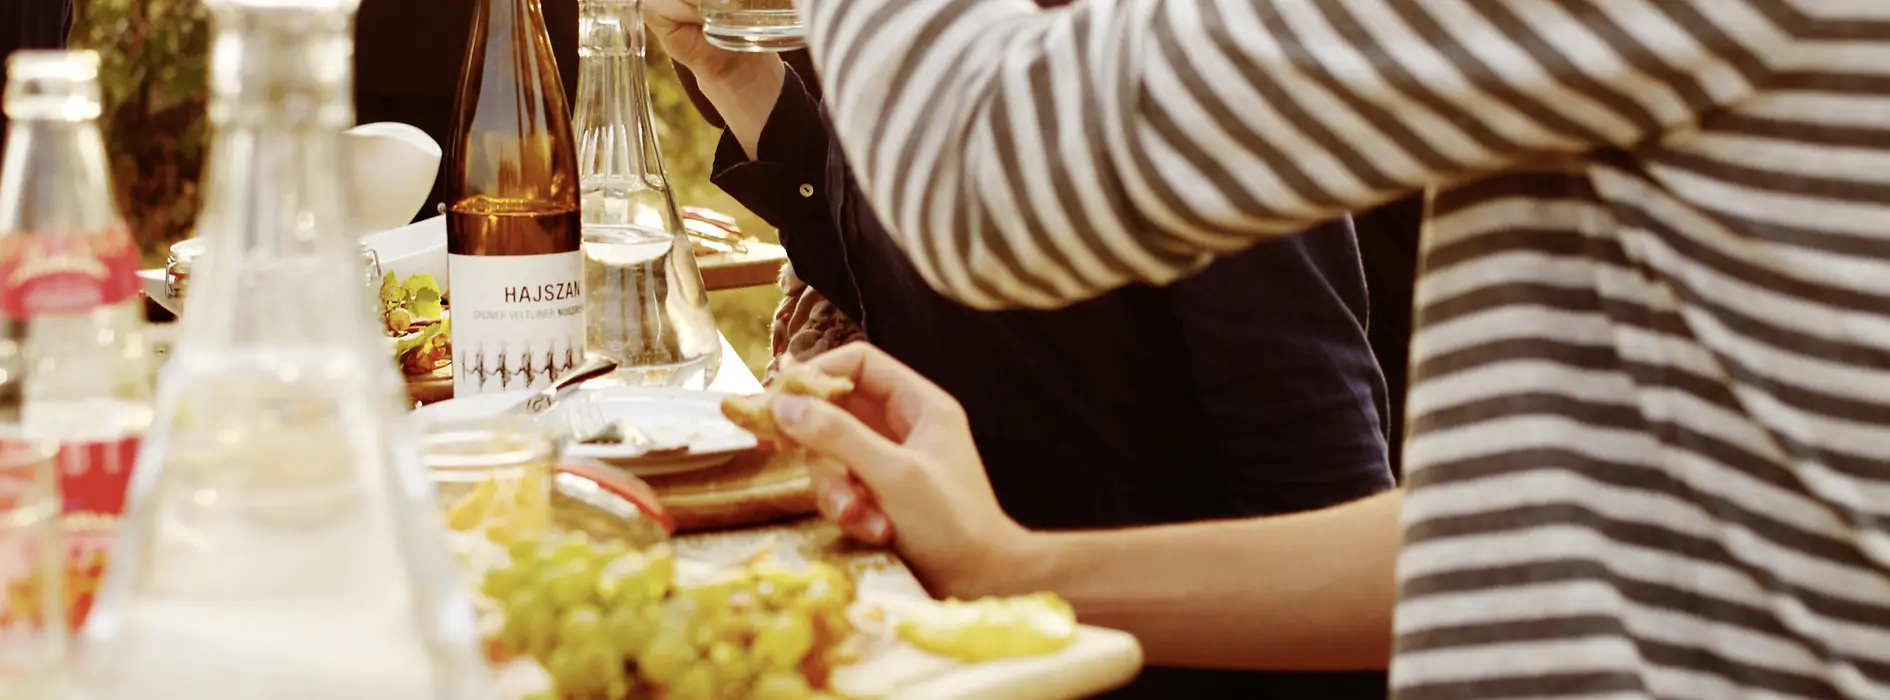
[0,50,153,635]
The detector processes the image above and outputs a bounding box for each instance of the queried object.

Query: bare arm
[774,342,1402,672]
[991,489,1404,670]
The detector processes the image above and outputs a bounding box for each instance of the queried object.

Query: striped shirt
[795,0,1890,697]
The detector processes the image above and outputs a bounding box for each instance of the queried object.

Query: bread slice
[721,359,856,444]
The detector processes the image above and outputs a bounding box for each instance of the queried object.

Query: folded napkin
[765,262,865,386]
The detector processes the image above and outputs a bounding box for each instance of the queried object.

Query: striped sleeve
[794,0,1800,310]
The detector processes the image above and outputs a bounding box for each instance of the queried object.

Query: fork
[562,398,617,445]
[575,413,689,457]
[609,420,689,457]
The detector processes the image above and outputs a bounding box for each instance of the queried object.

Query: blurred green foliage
[68,0,210,267]
[70,0,781,380]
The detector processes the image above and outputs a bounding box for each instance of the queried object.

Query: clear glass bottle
[69,3,495,699]
[576,0,720,389]
[0,50,153,640]
[447,0,587,397]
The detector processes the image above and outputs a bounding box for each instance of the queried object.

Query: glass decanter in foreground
[576,0,721,389]
[70,2,494,698]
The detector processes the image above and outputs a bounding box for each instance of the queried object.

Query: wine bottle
[447,0,586,396]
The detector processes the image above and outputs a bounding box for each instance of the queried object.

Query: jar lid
[168,238,208,264]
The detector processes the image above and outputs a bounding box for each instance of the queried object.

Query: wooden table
[698,241,789,291]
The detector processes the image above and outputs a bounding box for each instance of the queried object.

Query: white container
[342,122,441,234]
[361,215,447,292]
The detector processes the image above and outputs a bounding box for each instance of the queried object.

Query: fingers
[772,390,915,498]
[832,391,907,442]
[854,509,893,545]
[642,0,703,24]
[806,454,865,521]
[808,459,893,545]
[806,342,959,436]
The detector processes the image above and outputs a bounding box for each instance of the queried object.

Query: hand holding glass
[700,0,804,52]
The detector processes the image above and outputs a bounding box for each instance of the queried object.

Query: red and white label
[0,223,141,318]
[0,435,140,631]
[0,441,52,510]
[54,436,139,518]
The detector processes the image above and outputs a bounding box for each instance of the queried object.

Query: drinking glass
[0,442,62,695]
[700,0,804,52]
[421,415,556,561]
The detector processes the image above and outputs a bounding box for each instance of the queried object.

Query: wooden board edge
[889,626,1144,700]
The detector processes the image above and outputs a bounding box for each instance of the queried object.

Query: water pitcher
[577,0,720,389]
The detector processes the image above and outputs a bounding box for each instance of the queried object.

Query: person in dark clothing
[1351,195,1424,481]
[652,3,1396,696]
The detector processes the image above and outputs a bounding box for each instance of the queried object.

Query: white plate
[412,387,758,477]
[138,269,177,315]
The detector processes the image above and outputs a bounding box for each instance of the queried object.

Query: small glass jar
[164,237,382,313]
[0,441,63,693]
[162,238,204,302]
[422,415,556,560]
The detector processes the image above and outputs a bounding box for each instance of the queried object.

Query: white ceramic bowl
[344,122,441,233]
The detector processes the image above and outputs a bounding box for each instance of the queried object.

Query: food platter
[511,477,1144,700]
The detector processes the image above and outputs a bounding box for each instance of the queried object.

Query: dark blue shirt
[713,67,1394,699]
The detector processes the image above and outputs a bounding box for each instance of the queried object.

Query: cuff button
[798,183,815,198]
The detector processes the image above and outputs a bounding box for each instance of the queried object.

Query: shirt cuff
[710,66,832,230]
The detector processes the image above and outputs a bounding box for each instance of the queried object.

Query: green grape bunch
[379,271,451,376]
[484,533,858,700]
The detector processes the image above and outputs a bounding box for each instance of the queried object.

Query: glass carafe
[69,2,495,699]
[577,0,720,389]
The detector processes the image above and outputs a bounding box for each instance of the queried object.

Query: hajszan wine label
[449,252,585,395]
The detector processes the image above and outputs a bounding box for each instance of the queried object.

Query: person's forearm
[983,489,1403,671]
[798,0,1789,312]
[692,57,785,161]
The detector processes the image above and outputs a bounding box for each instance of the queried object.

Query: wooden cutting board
[699,242,790,291]
[674,520,1144,700]
[645,447,817,532]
